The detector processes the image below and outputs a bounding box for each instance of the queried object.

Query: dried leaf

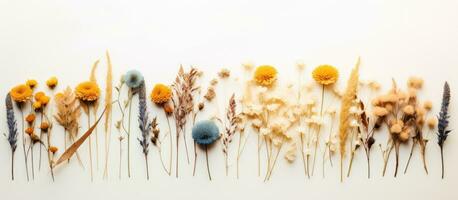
[53,106,107,167]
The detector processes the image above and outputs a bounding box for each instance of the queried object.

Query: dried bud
[40,122,50,132]
[25,127,34,135]
[204,87,216,101]
[163,102,174,115]
[198,102,205,111]
[49,146,58,154]
[26,114,36,124]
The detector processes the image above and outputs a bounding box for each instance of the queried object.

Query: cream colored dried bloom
[242,61,254,71]
[373,106,389,117]
[218,68,230,79]
[403,105,415,115]
[296,60,305,71]
[285,142,297,162]
[204,87,216,101]
[210,79,218,86]
[368,81,381,91]
[426,117,438,129]
[407,77,424,89]
[423,100,433,111]
[260,127,271,136]
[350,119,359,128]
[390,123,403,134]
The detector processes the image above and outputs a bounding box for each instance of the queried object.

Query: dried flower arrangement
[1,57,454,183]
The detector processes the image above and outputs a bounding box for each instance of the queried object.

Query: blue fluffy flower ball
[123,70,144,89]
[192,120,220,145]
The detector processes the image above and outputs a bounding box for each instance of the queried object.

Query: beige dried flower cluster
[241,79,302,179]
[372,77,432,176]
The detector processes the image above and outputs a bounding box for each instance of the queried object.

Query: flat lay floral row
[3,53,452,182]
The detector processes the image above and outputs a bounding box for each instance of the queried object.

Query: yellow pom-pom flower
[75,81,100,102]
[46,77,58,89]
[151,83,172,104]
[33,101,42,110]
[10,84,33,103]
[35,91,50,106]
[253,65,277,87]
[26,79,38,89]
[312,65,339,85]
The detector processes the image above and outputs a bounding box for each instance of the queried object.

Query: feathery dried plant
[103,51,113,179]
[222,94,239,176]
[138,82,152,180]
[437,82,451,179]
[54,87,84,167]
[171,66,200,177]
[5,93,18,180]
[338,58,360,182]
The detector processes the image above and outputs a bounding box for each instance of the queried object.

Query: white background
[0,0,457,199]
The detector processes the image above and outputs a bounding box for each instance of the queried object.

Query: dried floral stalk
[90,60,100,171]
[103,50,113,179]
[138,82,151,180]
[437,82,451,179]
[338,58,360,182]
[172,66,199,177]
[150,117,170,174]
[222,94,239,176]
[5,94,18,180]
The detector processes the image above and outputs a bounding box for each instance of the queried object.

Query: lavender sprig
[437,81,451,179]
[138,81,151,180]
[5,93,18,180]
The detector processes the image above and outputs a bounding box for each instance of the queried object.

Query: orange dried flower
[49,146,58,154]
[10,84,33,103]
[26,79,38,89]
[46,77,58,89]
[25,127,34,135]
[312,65,339,85]
[25,114,36,124]
[75,81,100,102]
[151,84,172,104]
[253,65,277,86]
[40,122,50,131]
